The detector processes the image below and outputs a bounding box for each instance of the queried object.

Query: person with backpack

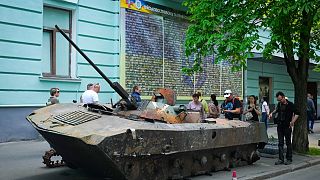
[208,94,220,118]
[221,90,241,120]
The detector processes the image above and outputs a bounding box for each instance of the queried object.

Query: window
[42,6,72,77]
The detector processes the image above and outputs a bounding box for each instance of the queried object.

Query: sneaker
[275,160,284,165]
[285,160,292,165]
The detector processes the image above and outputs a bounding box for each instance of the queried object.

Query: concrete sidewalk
[193,122,320,180]
[245,122,320,179]
[191,153,320,180]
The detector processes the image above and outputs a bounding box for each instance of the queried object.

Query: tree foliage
[183,0,320,153]
[183,0,320,73]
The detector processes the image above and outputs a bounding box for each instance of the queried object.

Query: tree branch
[281,17,298,84]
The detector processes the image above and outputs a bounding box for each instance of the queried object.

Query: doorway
[259,77,272,103]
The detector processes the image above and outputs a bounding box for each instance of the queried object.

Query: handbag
[245,112,253,120]
[208,103,219,118]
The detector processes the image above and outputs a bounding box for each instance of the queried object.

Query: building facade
[0,0,122,142]
[246,56,320,116]
[0,0,319,142]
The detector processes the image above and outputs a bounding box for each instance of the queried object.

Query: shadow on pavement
[14,167,108,180]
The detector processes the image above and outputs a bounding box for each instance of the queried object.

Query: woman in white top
[261,96,270,129]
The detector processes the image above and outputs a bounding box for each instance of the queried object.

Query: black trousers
[277,124,292,161]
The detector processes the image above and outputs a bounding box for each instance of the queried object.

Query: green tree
[183,0,320,153]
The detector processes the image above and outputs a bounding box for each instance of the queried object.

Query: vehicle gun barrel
[55,25,136,109]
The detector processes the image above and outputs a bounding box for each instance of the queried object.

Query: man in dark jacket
[269,91,299,165]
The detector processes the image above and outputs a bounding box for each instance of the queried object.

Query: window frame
[42,6,72,78]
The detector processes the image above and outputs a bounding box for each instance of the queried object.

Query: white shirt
[261,101,270,114]
[81,90,99,104]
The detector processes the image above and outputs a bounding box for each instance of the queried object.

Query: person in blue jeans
[261,96,270,129]
[307,93,316,133]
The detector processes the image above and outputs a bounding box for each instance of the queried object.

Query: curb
[243,158,320,180]
[267,120,320,128]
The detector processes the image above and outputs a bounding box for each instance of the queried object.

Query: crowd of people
[185,90,303,166]
[46,85,308,130]
[186,89,268,123]
[186,90,319,166]
[46,86,315,132]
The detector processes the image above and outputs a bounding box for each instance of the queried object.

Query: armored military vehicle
[26,25,268,180]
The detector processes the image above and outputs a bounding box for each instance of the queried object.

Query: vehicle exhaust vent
[54,111,101,125]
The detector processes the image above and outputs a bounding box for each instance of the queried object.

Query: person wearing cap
[47,87,60,105]
[221,89,241,120]
[81,83,100,104]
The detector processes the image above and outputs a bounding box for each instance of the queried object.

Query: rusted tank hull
[26,104,267,179]
[35,129,126,179]
[113,144,259,180]
[35,127,259,180]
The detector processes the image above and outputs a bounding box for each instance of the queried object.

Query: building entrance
[259,77,272,103]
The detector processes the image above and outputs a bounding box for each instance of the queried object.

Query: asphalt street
[0,140,99,180]
[269,164,320,180]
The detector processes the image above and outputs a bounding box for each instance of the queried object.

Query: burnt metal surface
[37,129,126,180]
[33,117,263,180]
[112,144,259,180]
[118,101,187,124]
[151,88,176,106]
[139,109,184,124]
[101,123,266,156]
[26,103,268,180]
[53,111,101,126]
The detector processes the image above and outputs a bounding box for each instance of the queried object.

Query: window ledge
[39,76,81,83]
